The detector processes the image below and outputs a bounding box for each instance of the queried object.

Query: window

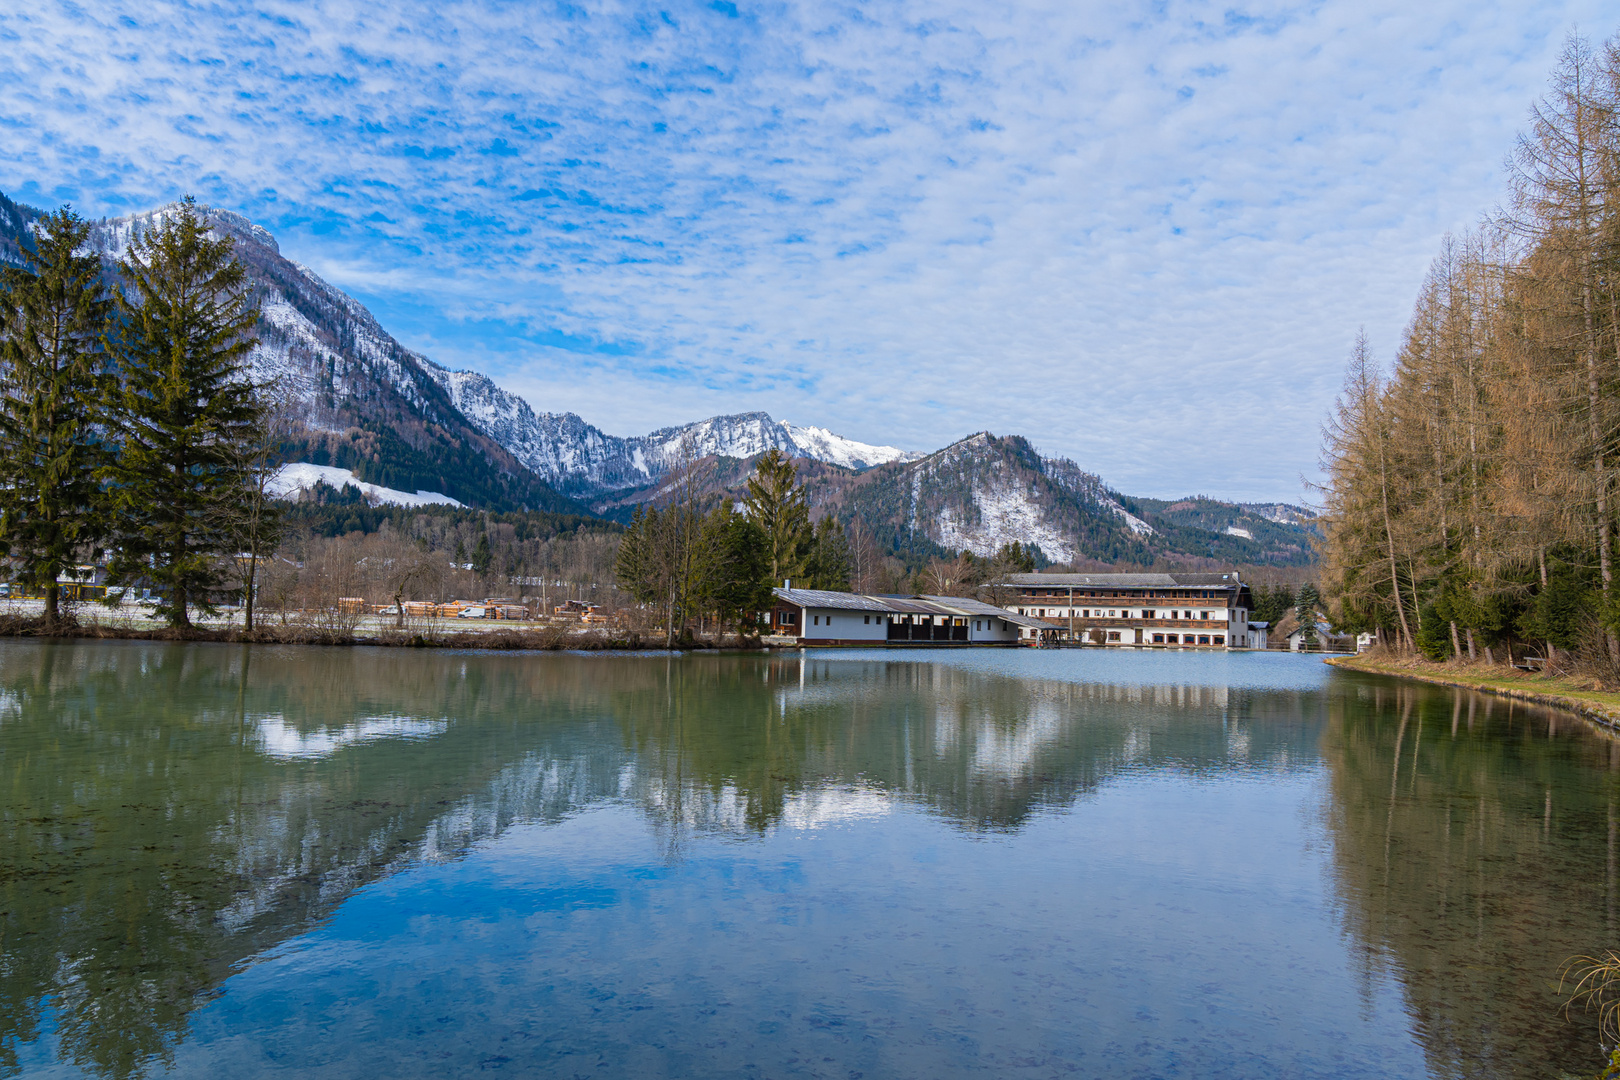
[1144,609,1155,619]
[1152,633,1164,643]
[1108,609,1116,617]
[813,615,819,625]
[1213,635,1225,645]
[1198,635,1210,645]
[1183,610,1192,619]
[1107,631,1121,641]
[975,620,981,631]
[1200,611,1209,620]
[1082,609,1090,617]
[1166,634,1178,644]
[864,615,870,624]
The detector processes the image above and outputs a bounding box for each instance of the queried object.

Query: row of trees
[612,445,1065,642]
[613,449,854,643]
[1319,32,1620,667]
[0,198,275,629]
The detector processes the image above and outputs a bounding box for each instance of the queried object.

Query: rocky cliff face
[426,364,918,500]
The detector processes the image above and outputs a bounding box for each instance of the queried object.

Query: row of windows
[1021,607,1225,620]
[1025,590,1226,600]
[1153,633,1225,645]
[795,613,1008,631]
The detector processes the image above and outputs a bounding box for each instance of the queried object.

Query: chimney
[783,579,791,589]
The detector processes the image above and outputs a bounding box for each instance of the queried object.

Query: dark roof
[1248,620,1270,629]
[771,587,894,612]
[1001,572,1243,589]
[906,594,1050,629]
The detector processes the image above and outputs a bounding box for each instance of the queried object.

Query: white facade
[798,608,891,644]
[770,587,1042,646]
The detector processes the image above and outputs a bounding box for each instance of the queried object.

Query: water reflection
[1322,674,1620,1078]
[0,641,1615,1078]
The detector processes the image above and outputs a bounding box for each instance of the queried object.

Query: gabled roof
[771,587,895,612]
[770,587,1048,629]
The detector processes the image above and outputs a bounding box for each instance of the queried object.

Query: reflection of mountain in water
[0,642,1311,1078]
[1321,674,1620,1079]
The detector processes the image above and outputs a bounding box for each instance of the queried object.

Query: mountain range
[0,193,1315,567]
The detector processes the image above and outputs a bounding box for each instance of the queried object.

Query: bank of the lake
[0,609,766,651]
[1326,650,1620,732]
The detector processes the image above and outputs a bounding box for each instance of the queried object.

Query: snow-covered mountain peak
[781,423,920,469]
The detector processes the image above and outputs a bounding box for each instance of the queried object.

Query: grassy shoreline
[1325,651,1620,732]
[0,611,767,652]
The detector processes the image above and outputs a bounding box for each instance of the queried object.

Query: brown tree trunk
[43,583,59,629]
[1379,443,1413,650]
[244,554,258,632]
[172,581,190,629]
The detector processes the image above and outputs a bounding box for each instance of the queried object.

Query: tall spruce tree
[743,448,810,588]
[0,208,114,628]
[804,516,851,591]
[107,198,264,629]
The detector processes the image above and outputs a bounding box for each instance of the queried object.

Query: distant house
[1286,618,1353,653]
[768,585,1046,646]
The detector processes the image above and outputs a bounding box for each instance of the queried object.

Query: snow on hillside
[934,481,1077,564]
[1241,503,1316,526]
[419,362,916,499]
[1041,455,1156,537]
[782,423,918,469]
[269,463,463,508]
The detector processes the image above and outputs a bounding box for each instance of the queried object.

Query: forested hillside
[1319,32,1620,665]
[599,432,1316,569]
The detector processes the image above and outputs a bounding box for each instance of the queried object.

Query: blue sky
[0,0,1608,501]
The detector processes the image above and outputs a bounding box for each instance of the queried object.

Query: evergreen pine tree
[743,448,810,587]
[106,198,264,629]
[472,532,493,578]
[804,516,851,591]
[1295,583,1322,647]
[614,507,656,604]
[0,207,115,628]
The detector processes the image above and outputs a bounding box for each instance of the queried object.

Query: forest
[1319,31,1620,676]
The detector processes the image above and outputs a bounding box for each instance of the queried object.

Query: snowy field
[268,463,463,508]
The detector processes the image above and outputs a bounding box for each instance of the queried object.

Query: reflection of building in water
[0,642,1319,1080]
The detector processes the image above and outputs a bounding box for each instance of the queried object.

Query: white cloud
[0,0,1609,499]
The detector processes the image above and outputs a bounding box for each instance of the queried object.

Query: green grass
[1327,652,1620,728]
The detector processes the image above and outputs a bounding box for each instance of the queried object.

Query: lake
[0,640,1613,1079]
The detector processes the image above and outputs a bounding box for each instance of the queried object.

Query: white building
[768,587,1046,646]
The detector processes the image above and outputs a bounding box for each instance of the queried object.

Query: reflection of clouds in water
[255,714,449,760]
[0,689,19,719]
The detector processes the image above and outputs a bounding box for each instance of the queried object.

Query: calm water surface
[1,642,1615,1079]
